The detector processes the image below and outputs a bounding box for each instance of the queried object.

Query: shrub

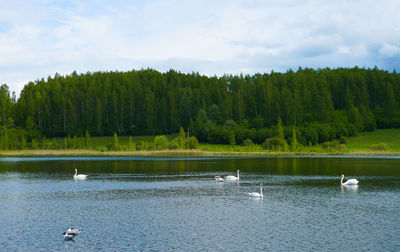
[186,136,199,149]
[242,138,253,147]
[107,132,121,151]
[154,135,169,150]
[263,137,285,151]
[228,130,235,145]
[106,141,121,151]
[370,143,390,151]
[321,140,344,151]
[135,141,145,151]
[31,138,39,149]
[168,139,178,150]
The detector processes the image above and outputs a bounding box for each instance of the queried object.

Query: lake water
[0,156,399,251]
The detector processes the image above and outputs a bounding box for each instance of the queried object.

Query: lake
[0,156,399,251]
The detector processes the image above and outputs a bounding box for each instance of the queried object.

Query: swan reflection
[341,184,359,193]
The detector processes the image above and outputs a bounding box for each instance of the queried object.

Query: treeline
[1,66,400,149]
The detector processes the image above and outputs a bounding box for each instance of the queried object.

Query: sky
[1,0,400,95]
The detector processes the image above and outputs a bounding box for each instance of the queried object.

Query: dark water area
[0,156,399,251]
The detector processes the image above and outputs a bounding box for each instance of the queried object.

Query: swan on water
[63,227,82,240]
[215,176,224,182]
[74,169,87,180]
[225,170,240,180]
[67,227,82,236]
[340,174,358,186]
[248,183,263,198]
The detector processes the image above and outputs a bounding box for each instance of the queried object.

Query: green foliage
[6,117,14,129]
[85,130,91,148]
[0,126,8,150]
[186,136,198,149]
[107,132,121,151]
[0,67,399,152]
[113,132,119,146]
[154,135,169,150]
[321,141,344,151]
[52,138,58,149]
[290,128,298,151]
[67,135,73,149]
[251,116,264,129]
[263,137,286,151]
[302,127,318,145]
[4,67,396,141]
[275,118,284,139]
[135,141,145,151]
[0,84,13,127]
[208,126,235,145]
[168,139,178,150]
[224,119,237,130]
[128,136,134,151]
[370,143,390,151]
[228,130,235,145]
[177,127,186,149]
[72,136,79,149]
[21,135,26,150]
[31,138,39,149]
[242,138,253,147]
[42,137,50,149]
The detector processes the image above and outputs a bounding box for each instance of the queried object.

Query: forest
[0,67,399,150]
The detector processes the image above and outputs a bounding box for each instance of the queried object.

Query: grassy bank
[1,129,400,157]
[344,129,400,151]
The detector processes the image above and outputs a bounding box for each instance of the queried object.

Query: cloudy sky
[1,0,400,94]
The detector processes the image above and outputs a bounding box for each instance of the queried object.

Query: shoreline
[1,149,400,158]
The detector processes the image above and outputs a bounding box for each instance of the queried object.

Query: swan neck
[340,177,344,185]
[74,170,77,176]
[237,171,240,180]
[260,186,263,197]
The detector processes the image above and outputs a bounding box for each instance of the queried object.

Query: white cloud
[379,43,400,57]
[1,0,400,95]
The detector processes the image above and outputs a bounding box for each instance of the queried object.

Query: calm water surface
[0,156,399,251]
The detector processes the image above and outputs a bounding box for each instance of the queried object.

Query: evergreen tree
[2,127,8,150]
[128,136,134,151]
[177,127,186,149]
[276,117,284,140]
[67,134,73,149]
[291,128,298,152]
[107,132,121,151]
[31,138,39,149]
[113,132,119,148]
[85,130,91,149]
[21,134,26,150]
[72,135,79,149]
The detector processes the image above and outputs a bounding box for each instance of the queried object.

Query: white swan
[340,174,358,186]
[74,169,88,180]
[225,170,240,180]
[215,176,224,182]
[63,227,82,240]
[248,183,263,198]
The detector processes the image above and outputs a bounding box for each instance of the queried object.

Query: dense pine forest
[1,67,400,150]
